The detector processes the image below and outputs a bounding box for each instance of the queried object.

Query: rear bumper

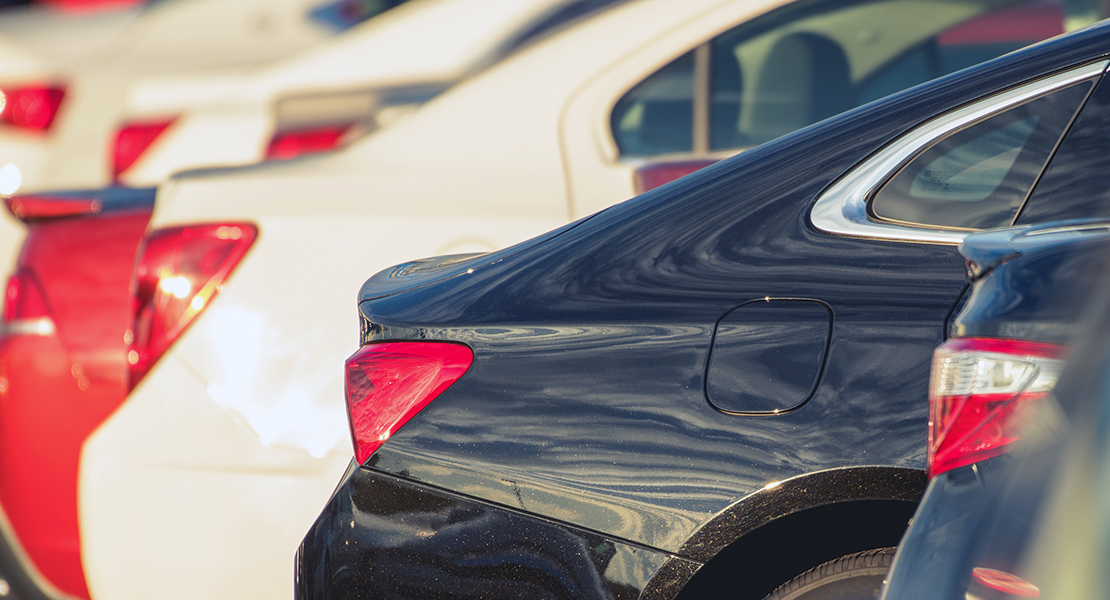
[881,459,1006,600]
[296,466,699,600]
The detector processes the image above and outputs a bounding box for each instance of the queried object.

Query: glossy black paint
[707,299,832,414]
[881,222,1110,600]
[298,466,693,600]
[954,220,1110,344]
[304,22,1110,600]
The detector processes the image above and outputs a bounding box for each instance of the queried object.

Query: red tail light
[0,85,66,132]
[633,159,719,194]
[4,195,100,221]
[345,341,473,464]
[112,119,176,181]
[928,338,1067,477]
[265,124,352,161]
[128,223,257,389]
[43,0,146,12]
[972,567,1040,598]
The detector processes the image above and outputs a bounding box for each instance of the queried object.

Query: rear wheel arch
[640,466,926,600]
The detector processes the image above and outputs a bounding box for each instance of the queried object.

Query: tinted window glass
[710,0,1065,150]
[1017,76,1110,224]
[611,51,694,157]
[871,82,1090,230]
[309,0,409,31]
[612,0,1065,158]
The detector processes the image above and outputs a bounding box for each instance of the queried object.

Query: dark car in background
[881,220,1110,600]
[299,20,1110,600]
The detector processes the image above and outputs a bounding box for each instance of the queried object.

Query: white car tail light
[928,337,1067,477]
[633,159,719,194]
[127,223,257,389]
[112,118,176,181]
[0,84,66,132]
[265,123,354,161]
[345,342,472,464]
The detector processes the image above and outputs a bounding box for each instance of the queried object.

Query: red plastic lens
[266,124,352,161]
[345,341,473,464]
[112,119,176,181]
[128,223,257,389]
[4,195,101,221]
[43,0,146,12]
[633,159,719,194]
[972,567,1040,597]
[0,85,66,132]
[3,271,50,323]
[928,337,1067,477]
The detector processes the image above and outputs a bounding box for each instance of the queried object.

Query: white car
[0,0,405,334]
[0,0,148,280]
[0,0,396,195]
[78,0,1069,599]
[115,0,629,186]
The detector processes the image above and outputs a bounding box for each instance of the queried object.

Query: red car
[0,188,152,599]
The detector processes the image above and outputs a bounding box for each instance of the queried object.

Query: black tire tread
[763,547,896,600]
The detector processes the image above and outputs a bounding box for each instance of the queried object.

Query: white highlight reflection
[159,276,192,299]
[0,164,21,196]
[200,306,346,458]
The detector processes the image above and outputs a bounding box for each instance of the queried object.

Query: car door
[562,0,1072,219]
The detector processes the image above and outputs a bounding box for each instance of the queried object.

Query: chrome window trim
[810,60,1109,245]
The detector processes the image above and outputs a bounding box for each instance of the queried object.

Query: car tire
[763,547,895,600]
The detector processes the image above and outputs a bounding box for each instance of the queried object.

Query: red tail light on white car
[928,337,1067,477]
[0,85,66,132]
[112,118,176,181]
[633,159,720,194]
[345,342,473,464]
[265,123,355,161]
[127,223,257,389]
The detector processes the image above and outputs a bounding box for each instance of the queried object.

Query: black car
[881,220,1110,600]
[300,21,1110,600]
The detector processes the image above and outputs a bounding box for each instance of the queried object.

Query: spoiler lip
[3,186,156,222]
[357,212,600,305]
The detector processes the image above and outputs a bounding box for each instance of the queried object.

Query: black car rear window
[869,81,1091,230]
[1017,74,1110,225]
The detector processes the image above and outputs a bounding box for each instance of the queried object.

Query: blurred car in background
[0,0,1084,599]
[880,220,1110,600]
[0,188,154,600]
[295,22,1110,598]
[113,0,629,186]
[0,0,403,195]
[0,0,151,289]
[881,220,1110,600]
[0,0,406,315]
